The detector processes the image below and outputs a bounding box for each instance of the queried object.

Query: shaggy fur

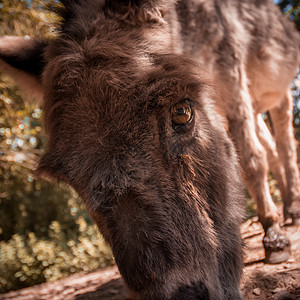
[1,0,299,298]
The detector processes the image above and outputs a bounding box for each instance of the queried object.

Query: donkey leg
[228,95,290,263]
[270,89,300,224]
[255,114,287,207]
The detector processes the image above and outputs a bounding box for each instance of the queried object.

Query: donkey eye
[171,100,193,129]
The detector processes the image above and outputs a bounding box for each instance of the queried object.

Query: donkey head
[0,1,244,299]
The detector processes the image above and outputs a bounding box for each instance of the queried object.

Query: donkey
[0,0,299,298]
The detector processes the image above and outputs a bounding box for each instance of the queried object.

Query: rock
[273,289,292,300]
[252,288,261,296]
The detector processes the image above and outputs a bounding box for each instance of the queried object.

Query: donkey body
[0,0,299,298]
[173,0,300,263]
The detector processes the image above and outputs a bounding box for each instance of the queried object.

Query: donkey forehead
[44,42,204,114]
[40,40,212,193]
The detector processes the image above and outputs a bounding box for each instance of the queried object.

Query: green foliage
[275,0,300,131]
[0,217,113,293]
[0,0,58,38]
[276,0,300,30]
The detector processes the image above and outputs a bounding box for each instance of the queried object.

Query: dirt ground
[241,218,300,300]
[1,218,299,300]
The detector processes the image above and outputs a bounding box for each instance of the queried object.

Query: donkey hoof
[263,226,291,264]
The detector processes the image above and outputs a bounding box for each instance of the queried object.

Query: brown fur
[1,0,299,298]
[38,49,244,298]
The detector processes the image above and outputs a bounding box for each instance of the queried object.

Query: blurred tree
[0,0,59,242]
[291,73,300,139]
[276,0,300,30]
[275,0,300,135]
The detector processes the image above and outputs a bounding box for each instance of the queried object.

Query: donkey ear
[105,0,176,22]
[36,151,68,183]
[0,36,47,102]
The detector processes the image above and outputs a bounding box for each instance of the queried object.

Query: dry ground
[1,218,299,300]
